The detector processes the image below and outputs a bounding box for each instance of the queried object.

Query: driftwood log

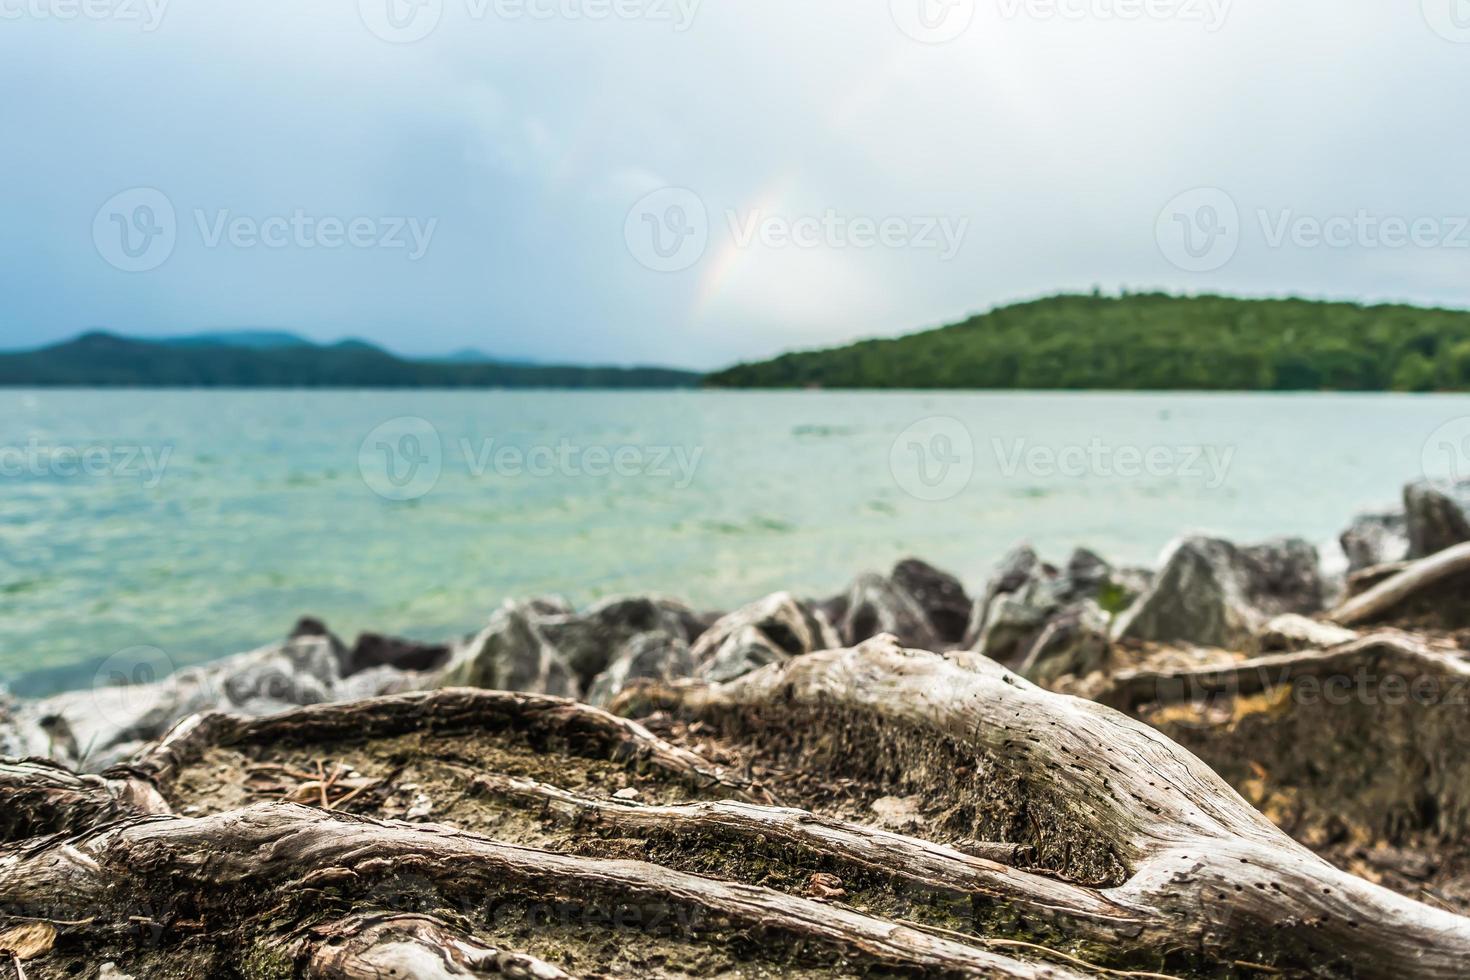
[1329,540,1470,626]
[2,638,1468,977]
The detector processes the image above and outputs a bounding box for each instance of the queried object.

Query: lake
[3,388,1467,696]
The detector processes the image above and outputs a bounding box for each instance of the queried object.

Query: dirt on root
[167,727,717,844]
[1137,680,1470,914]
[165,718,962,850]
[140,727,930,979]
[151,716,1175,979]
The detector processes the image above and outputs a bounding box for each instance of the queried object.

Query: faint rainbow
[693,175,799,318]
[690,47,913,320]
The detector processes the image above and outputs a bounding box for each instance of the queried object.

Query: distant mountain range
[16,293,1470,391]
[706,293,1470,391]
[432,347,541,366]
[0,331,697,388]
[153,330,313,350]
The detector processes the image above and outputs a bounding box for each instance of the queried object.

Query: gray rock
[828,571,941,651]
[1111,536,1325,651]
[28,673,212,769]
[288,614,346,646]
[697,624,793,683]
[586,631,695,706]
[218,632,342,707]
[691,592,838,683]
[1067,548,1153,612]
[1061,547,1111,601]
[961,545,1144,667]
[1339,511,1410,572]
[431,593,715,700]
[526,596,576,616]
[536,595,708,688]
[335,663,422,702]
[0,688,49,760]
[1017,600,1110,686]
[1102,564,1155,612]
[987,544,1046,597]
[344,633,452,675]
[1405,480,1470,559]
[890,558,972,644]
[1333,478,1470,571]
[1240,537,1327,611]
[961,546,1055,650]
[440,601,578,697]
[971,575,1071,666]
[21,624,410,771]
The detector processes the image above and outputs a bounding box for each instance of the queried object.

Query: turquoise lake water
[3,388,1468,696]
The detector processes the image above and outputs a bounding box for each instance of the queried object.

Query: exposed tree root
[6,636,1470,977]
[0,758,168,842]
[1330,541,1470,626]
[465,771,1151,946]
[284,913,575,979]
[652,637,1470,977]
[1091,631,1470,909]
[1093,630,1470,711]
[116,687,757,802]
[0,803,1087,979]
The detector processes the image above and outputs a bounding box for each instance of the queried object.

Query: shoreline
[4,471,1454,767]
[4,474,1470,976]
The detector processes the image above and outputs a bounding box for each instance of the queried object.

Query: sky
[1,0,1467,369]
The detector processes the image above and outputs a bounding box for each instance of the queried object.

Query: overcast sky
[1,0,1467,368]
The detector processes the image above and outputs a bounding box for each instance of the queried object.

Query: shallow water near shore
[3,387,1468,696]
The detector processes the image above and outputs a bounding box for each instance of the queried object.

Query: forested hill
[705,294,1470,391]
[0,332,699,388]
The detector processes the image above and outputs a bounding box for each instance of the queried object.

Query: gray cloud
[0,0,1465,368]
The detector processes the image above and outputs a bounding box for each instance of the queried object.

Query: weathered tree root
[0,802,1088,979]
[7,636,1470,976]
[281,912,575,979]
[645,637,1470,977]
[113,687,756,802]
[1330,540,1470,626]
[0,758,168,842]
[466,771,1150,946]
[1080,629,1470,897]
[1094,629,1470,711]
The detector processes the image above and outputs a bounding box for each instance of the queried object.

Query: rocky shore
[5,475,1470,977]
